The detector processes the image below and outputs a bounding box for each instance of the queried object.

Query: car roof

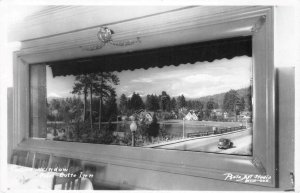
[219,138,230,141]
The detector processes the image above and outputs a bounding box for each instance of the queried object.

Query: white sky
[47,56,252,99]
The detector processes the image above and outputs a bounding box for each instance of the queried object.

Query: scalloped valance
[47,36,251,77]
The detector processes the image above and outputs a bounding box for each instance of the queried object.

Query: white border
[1,0,299,192]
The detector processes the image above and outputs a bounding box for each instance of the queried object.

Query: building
[223,111,229,119]
[184,112,198,121]
[139,110,154,123]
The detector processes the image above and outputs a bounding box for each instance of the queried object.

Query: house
[131,110,154,123]
[177,107,189,119]
[179,107,188,114]
[184,112,198,121]
[171,111,178,119]
[213,109,223,116]
[240,111,252,118]
[139,111,154,123]
[239,111,252,122]
[211,109,223,118]
[223,111,229,119]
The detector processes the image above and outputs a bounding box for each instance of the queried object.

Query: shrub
[159,124,167,139]
[121,132,132,146]
[95,123,116,144]
[148,115,159,138]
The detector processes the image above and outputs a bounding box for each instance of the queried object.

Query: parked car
[218,138,233,149]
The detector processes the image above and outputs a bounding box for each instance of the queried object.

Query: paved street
[154,129,252,155]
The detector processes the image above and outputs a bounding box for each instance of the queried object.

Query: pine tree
[223,89,240,114]
[104,90,118,122]
[145,94,160,111]
[170,97,177,111]
[240,97,245,111]
[71,75,90,122]
[145,95,152,111]
[119,94,128,114]
[148,114,159,138]
[93,72,119,131]
[206,98,216,119]
[247,86,252,112]
[176,95,186,109]
[72,72,119,132]
[129,93,145,111]
[159,91,171,111]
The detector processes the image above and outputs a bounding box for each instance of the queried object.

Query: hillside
[187,87,251,108]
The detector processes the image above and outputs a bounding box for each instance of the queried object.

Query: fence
[187,126,246,138]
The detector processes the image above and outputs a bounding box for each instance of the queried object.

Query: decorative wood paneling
[16,6,272,64]
[8,6,189,41]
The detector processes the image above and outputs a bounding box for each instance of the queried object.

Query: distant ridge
[186,87,250,108]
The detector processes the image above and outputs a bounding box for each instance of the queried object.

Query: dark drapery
[47,36,252,77]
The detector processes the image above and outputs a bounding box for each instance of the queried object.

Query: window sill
[17,138,273,187]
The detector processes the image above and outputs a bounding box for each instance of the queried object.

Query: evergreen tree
[129,92,145,111]
[66,96,83,122]
[104,90,118,122]
[206,98,216,119]
[247,86,253,123]
[247,86,253,111]
[176,94,186,109]
[93,72,119,131]
[119,94,128,114]
[72,72,119,132]
[223,89,241,114]
[195,101,204,111]
[240,97,245,111]
[186,100,194,109]
[71,75,89,121]
[148,114,159,138]
[145,95,152,111]
[71,73,97,131]
[159,91,171,111]
[170,97,177,111]
[48,98,62,121]
[152,95,160,111]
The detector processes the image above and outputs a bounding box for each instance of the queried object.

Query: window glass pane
[30,56,253,155]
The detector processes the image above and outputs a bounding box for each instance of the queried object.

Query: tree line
[47,71,252,131]
[119,91,188,114]
[118,87,251,120]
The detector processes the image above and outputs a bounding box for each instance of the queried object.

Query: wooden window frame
[11,6,276,188]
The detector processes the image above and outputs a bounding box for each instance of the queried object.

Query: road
[154,129,252,155]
